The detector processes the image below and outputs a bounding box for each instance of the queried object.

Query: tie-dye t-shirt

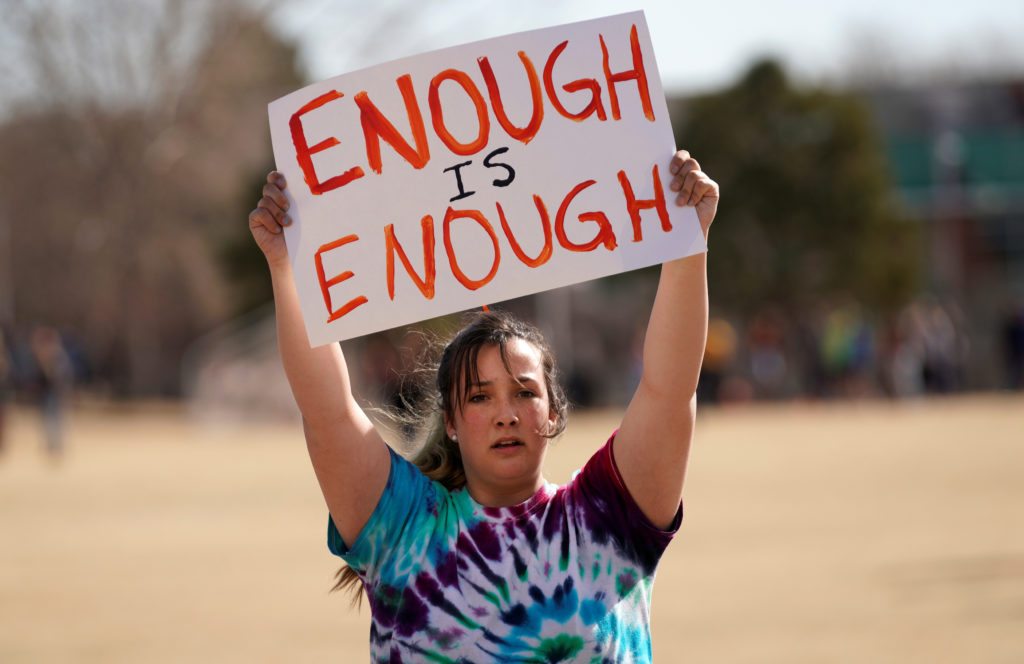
[327,434,682,663]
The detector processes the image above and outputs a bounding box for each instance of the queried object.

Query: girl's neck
[465,475,546,508]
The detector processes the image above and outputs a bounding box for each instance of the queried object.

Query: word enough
[290,23,655,197]
[314,164,672,322]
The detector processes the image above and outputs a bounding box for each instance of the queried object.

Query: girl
[249,150,718,662]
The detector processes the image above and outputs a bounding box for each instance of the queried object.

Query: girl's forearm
[639,251,709,399]
[269,260,359,427]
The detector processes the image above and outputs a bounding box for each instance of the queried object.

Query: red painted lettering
[496,196,553,268]
[290,90,365,195]
[543,41,607,122]
[478,52,544,145]
[355,74,431,174]
[429,69,491,156]
[618,164,671,242]
[600,25,655,121]
[314,234,368,322]
[443,207,501,290]
[384,216,436,300]
[555,180,618,252]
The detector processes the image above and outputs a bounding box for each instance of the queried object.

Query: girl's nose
[495,404,519,427]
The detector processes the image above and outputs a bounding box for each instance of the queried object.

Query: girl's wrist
[266,257,293,283]
[266,254,291,273]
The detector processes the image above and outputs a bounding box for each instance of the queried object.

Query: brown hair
[332,310,568,604]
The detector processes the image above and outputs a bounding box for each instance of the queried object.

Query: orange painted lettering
[496,196,553,268]
[290,90,365,195]
[443,207,501,290]
[478,52,544,145]
[314,234,368,322]
[429,69,490,156]
[618,164,671,242]
[543,41,607,122]
[354,74,430,174]
[555,180,618,252]
[384,216,436,300]
[600,25,655,121]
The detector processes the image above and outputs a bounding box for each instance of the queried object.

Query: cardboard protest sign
[268,11,705,346]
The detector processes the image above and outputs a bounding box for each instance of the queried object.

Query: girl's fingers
[258,195,286,223]
[688,177,716,206]
[249,206,282,235]
[263,182,290,212]
[266,170,287,189]
[676,170,701,205]
[669,157,700,192]
[669,150,690,175]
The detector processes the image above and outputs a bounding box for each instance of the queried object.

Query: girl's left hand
[669,150,719,239]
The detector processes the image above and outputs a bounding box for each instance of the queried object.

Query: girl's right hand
[249,171,292,267]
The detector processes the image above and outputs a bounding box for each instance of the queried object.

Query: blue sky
[279,0,1024,93]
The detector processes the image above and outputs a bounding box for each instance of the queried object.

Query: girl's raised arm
[613,150,718,529]
[250,171,390,548]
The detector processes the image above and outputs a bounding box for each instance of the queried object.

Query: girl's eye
[518,390,536,398]
[468,394,487,403]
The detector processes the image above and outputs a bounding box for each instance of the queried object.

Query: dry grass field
[1,395,1022,663]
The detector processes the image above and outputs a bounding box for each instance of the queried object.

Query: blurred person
[698,316,737,403]
[0,327,11,455]
[1002,301,1024,390]
[747,308,789,399]
[820,301,874,398]
[793,310,827,400]
[877,308,925,399]
[27,325,73,461]
[248,149,718,661]
[917,299,960,394]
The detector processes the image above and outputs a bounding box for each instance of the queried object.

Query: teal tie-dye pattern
[328,434,681,663]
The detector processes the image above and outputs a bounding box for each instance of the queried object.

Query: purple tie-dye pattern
[436,551,459,588]
[328,433,681,663]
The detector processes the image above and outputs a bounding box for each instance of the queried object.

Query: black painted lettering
[483,147,515,188]
[443,160,476,201]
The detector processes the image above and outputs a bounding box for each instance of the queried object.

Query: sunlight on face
[446,338,557,507]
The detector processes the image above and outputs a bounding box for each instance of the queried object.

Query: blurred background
[0,1,1022,662]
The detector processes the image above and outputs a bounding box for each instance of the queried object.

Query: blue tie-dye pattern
[579,598,607,626]
[328,435,681,663]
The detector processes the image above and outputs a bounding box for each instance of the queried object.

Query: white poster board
[268,11,705,346]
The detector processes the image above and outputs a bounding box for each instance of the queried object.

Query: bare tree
[0,0,566,396]
[836,21,1024,89]
[275,0,577,80]
[0,0,303,395]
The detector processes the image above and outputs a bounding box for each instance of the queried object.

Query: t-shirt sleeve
[326,446,441,579]
[569,432,682,575]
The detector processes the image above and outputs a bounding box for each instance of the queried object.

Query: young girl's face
[446,338,556,505]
